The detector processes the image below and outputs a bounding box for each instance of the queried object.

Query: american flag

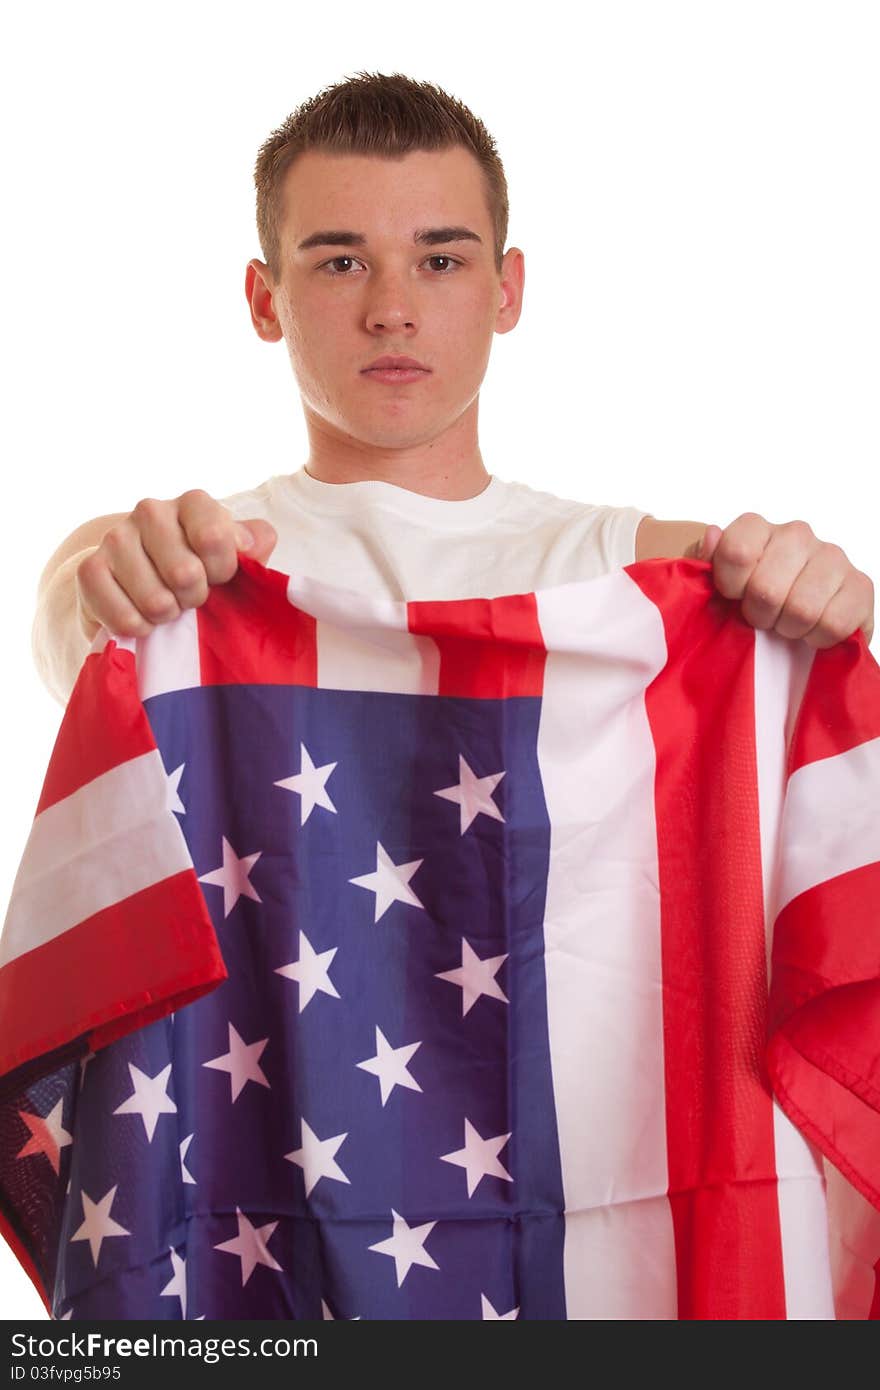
[1,553,880,1320]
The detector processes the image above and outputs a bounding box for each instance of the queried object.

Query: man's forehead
[281,147,491,243]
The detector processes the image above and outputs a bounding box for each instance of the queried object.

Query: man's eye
[322,256,360,275]
[320,255,461,275]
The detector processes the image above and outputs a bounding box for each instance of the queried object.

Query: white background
[1,0,878,1318]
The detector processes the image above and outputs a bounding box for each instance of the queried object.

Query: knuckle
[189,521,228,553]
[781,518,813,541]
[167,557,204,591]
[140,590,180,621]
[76,550,102,583]
[745,578,780,608]
[131,496,167,524]
[178,488,211,506]
[721,538,755,566]
[121,615,156,638]
[782,598,818,627]
[99,523,127,554]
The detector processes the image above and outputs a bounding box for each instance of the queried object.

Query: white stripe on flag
[90,611,201,701]
[824,1159,880,1318]
[776,735,880,915]
[0,750,194,966]
[753,630,835,1320]
[287,574,441,694]
[535,571,676,1319]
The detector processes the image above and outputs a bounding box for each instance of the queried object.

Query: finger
[103,515,191,623]
[769,545,850,641]
[76,543,166,638]
[709,513,776,600]
[131,493,221,605]
[796,571,874,649]
[239,517,278,564]
[698,524,723,561]
[731,524,818,629]
[176,491,247,587]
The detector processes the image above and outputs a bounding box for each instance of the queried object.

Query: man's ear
[245,260,284,343]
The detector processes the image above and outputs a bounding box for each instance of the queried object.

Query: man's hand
[75,490,278,642]
[690,513,874,649]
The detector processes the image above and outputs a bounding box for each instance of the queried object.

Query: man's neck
[300,407,491,501]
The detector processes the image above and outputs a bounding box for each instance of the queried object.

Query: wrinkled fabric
[2,554,880,1320]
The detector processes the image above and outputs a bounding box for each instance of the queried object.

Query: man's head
[245,72,524,462]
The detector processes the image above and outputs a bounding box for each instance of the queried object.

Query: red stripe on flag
[0,872,226,1078]
[786,629,880,773]
[36,644,156,815]
[628,557,786,1319]
[197,556,318,688]
[407,592,546,698]
[768,860,880,1212]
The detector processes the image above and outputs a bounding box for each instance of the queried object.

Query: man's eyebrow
[296,226,484,252]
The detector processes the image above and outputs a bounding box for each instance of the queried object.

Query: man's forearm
[31,546,101,708]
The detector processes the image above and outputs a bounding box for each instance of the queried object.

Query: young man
[31,71,874,709]
[14,73,880,1323]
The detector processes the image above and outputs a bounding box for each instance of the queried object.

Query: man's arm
[635,513,874,648]
[32,513,128,707]
[635,517,707,562]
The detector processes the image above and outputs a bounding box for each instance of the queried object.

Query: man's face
[247,146,523,451]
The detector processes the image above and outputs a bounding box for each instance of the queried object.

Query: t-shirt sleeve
[598,506,654,568]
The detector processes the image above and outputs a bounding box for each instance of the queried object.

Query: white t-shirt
[38,468,651,708]
[222,466,652,602]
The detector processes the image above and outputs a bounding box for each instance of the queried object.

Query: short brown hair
[253,70,509,282]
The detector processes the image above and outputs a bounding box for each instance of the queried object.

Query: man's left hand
[695,513,874,649]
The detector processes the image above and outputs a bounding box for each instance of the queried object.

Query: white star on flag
[180,1134,196,1185]
[203,1022,270,1102]
[274,742,338,824]
[70,1185,130,1267]
[198,835,263,918]
[368,1209,439,1287]
[349,842,426,923]
[434,754,506,834]
[275,931,340,1012]
[435,939,509,1016]
[16,1098,72,1176]
[214,1207,283,1286]
[166,763,186,815]
[481,1293,519,1319]
[285,1119,351,1197]
[440,1117,513,1197]
[113,1062,177,1142]
[357,1027,423,1106]
[160,1247,187,1318]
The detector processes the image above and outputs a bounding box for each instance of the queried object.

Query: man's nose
[364,270,419,331]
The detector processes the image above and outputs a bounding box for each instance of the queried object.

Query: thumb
[699,524,723,561]
[235,518,278,564]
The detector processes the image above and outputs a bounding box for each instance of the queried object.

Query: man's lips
[362,355,430,371]
[361,365,432,383]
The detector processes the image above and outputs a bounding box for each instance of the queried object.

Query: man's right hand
[75,490,278,642]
